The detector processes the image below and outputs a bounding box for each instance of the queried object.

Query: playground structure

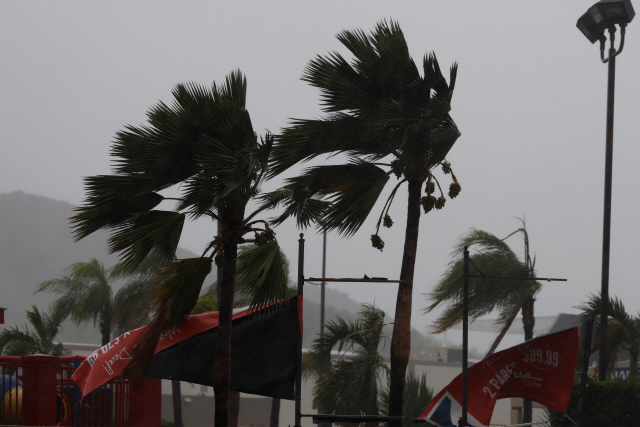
[0,354,160,427]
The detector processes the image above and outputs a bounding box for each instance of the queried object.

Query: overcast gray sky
[2,2,639,353]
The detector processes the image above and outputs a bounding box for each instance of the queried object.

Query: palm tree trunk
[99,314,111,346]
[388,179,422,426]
[270,398,280,427]
[213,235,239,427]
[629,345,638,380]
[228,390,240,427]
[171,380,183,427]
[485,307,520,358]
[522,295,535,424]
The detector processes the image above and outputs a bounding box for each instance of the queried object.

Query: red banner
[418,327,578,427]
[72,298,303,397]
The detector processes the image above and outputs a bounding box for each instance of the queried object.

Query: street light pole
[576,0,634,381]
[599,24,618,381]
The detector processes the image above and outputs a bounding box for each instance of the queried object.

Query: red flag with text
[72,297,303,400]
[418,327,578,427]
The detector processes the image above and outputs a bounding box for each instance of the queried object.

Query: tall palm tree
[267,20,461,423]
[37,257,156,346]
[303,304,387,427]
[425,223,541,424]
[577,293,640,379]
[69,71,288,426]
[0,306,64,356]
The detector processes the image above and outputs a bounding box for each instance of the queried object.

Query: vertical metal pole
[577,315,594,427]
[462,247,469,426]
[217,222,223,303]
[599,27,616,381]
[295,233,305,427]
[321,231,327,336]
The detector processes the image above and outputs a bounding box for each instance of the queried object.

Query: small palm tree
[267,20,462,422]
[38,257,156,346]
[425,223,541,356]
[304,304,387,427]
[577,293,640,379]
[0,306,64,356]
[70,71,289,426]
[379,372,433,427]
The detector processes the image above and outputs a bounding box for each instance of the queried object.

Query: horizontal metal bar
[468,275,566,282]
[305,277,406,283]
[303,414,406,423]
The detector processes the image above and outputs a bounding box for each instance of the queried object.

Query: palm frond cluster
[266,19,462,251]
[70,70,289,332]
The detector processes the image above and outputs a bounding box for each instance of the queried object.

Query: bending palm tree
[268,20,462,422]
[303,304,387,427]
[425,225,541,355]
[425,223,541,424]
[577,293,640,379]
[38,257,157,345]
[70,71,288,426]
[0,306,64,356]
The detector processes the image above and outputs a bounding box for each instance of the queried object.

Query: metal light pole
[577,0,634,381]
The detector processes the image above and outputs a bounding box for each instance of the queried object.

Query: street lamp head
[577,0,635,43]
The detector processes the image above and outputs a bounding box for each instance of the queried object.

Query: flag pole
[295,233,305,427]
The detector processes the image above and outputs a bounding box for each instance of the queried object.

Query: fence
[0,355,160,427]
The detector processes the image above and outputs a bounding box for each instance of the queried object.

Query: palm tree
[425,223,541,424]
[37,257,156,346]
[379,372,433,427]
[425,224,541,355]
[267,20,461,423]
[69,71,289,426]
[303,304,387,427]
[0,306,64,356]
[577,293,640,379]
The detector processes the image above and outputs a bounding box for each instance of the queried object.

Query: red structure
[0,308,6,324]
[0,354,160,426]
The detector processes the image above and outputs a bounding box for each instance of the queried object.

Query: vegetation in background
[0,306,64,356]
[379,372,433,426]
[303,304,387,427]
[37,257,157,345]
[546,376,640,426]
[267,20,461,423]
[577,293,640,378]
[425,222,541,357]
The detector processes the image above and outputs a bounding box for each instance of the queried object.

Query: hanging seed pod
[448,182,461,199]
[383,214,393,228]
[421,195,437,213]
[214,251,224,268]
[441,161,451,175]
[426,181,436,195]
[371,234,385,251]
[435,196,446,210]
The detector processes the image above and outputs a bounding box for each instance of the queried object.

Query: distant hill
[0,191,204,344]
[0,191,439,352]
